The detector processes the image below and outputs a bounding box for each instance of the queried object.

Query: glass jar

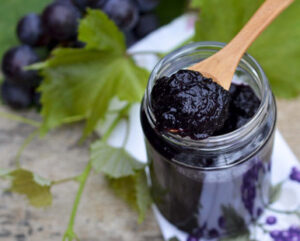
[140,42,277,239]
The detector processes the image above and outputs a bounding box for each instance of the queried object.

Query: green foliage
[108,170,152,222]
[9,169,52,207]
[37,10,149,136]
[91,140,145,178]
[193,0,300,98]
[155,0,187,25]
[0,0,51,59]
[78,9,126,54]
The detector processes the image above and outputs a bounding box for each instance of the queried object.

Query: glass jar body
[140,42,276,238]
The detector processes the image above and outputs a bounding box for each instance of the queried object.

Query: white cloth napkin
[97,14,300,241]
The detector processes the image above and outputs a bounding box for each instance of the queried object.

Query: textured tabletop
[0,97,299,241]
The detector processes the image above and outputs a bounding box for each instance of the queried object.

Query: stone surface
[0,107,162,241]
[0,96,299,241]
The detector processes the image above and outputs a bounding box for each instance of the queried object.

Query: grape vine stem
[62,104,131,241]
[16,129,39,168]
[0,111,40,127]
[265,205,300,215]
[63,161,92,241]
[52,175,81,185]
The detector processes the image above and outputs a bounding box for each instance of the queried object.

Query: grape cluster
[241,162,264,216]
[1,0,161,110]
[270,226,300,241]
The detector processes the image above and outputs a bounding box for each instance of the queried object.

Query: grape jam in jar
[140,42,276,239]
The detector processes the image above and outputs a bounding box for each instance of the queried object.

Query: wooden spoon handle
[189,0,294,90]
[220,0,294,65]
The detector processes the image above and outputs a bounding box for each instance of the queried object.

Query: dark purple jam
[151,70,230,139]
[140,69,274,237]
[151,69,260,140]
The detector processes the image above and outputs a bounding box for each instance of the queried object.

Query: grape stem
[255,222,269,234]
[265,205,300,215]
[63,161,92,241]
[62,104,131,241]
[15,129,39,168]
[52,175,81,185]
[0,111,41,127]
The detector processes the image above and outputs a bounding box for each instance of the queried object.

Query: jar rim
[144,41,271,152]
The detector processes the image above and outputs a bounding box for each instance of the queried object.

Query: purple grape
[134,13,159,39]
[86,0,108,8]
[290,167,300,183]
[70,40,86,48]
[55,0,76,5]
[1,46,40,87]
[266,216,277,225]
[135,0,159,12]
[123,31,137,47]
[33,91,41,109]
[42,2,80,41]
[71,0,88,10]
[102,0,139,30]
[1,81,33,109]
[72,0,107,10]
[17,14,44,46]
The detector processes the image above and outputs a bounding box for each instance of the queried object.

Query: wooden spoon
[188,0,294,90]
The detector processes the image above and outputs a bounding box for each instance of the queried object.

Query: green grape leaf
[221,205,249,235]
[0,0,51,59]
[9,169,52,207]
[269,181,283,204]
[189,0,203,9]
[38,9,148,135]
[108,170,152,222]
[78,9,126,53]
[38,48,148,135]
[91,140,145,178]
[83,56,148,137]
[193,0,300,98]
